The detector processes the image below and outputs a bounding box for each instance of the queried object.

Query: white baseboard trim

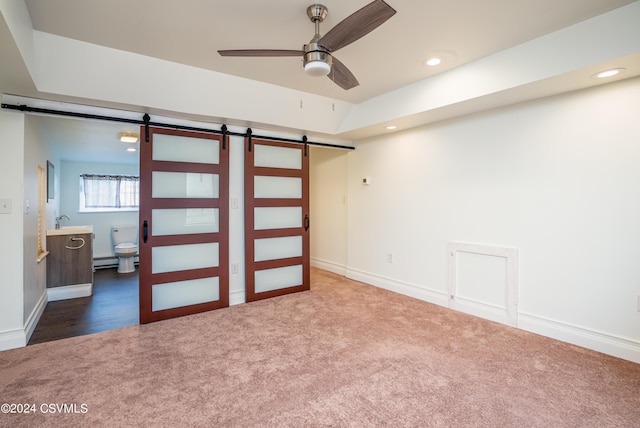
[453,297,512,327]
[0,329,26,351]
[0,292,48,351]
[341,268,639,364]
[93,256,139,269]
[519,313,640,364]
[229,289,245,306]
[346,268,449,308]
[311,258,347,276]
[47,283,93,302]
[24,291,47,343]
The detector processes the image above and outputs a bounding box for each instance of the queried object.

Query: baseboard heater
[93,256,139,270]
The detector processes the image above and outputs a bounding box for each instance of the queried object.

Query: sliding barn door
[139,126,229,323]
[245,138,310,302]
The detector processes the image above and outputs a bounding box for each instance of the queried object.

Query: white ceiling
[23,0,636,103]
[1,0,639,164]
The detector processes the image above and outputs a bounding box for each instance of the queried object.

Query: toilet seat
[115,243,138,254]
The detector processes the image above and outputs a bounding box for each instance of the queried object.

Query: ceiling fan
[218,0,396,90]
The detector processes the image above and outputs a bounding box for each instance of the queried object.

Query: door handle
[143,220,148,243]
[304,214,310,231]
[65,237,85,250]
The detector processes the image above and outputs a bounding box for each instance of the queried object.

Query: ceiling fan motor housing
[303,42,332,76]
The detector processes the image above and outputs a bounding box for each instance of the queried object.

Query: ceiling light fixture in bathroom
[118,132,139,143]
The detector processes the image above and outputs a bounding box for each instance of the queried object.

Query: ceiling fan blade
[329,57,359,90]
[218,49,303,57]
[318,0,396,52]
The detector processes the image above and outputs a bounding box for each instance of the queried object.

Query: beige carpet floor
[1,268,639,427]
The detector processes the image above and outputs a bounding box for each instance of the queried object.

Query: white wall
[59,160,139,259]
[32,30,351,136]
[343,77,640,362]
[0,110,25,350]
[228,135,245,305]
[309,146,349,274]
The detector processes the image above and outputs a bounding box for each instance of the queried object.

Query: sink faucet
[55,214,70,229]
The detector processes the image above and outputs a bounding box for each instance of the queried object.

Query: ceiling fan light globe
[305,60,331,76]
[303,43,332,77]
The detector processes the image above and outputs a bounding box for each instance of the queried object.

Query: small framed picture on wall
[47,160,55,201]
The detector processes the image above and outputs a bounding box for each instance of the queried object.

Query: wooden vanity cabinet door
[46,233,93,287]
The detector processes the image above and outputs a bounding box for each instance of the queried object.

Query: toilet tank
[112,225,138,245]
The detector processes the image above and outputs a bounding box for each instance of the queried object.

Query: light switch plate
[0,199,11,214]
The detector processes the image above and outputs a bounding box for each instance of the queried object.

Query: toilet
[112,225,138,273]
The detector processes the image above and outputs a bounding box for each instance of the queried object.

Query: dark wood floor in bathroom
[28,268,139,345]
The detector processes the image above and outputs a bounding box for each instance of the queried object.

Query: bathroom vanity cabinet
[46,227,94,292]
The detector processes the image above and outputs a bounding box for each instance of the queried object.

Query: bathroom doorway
[30,114,141,344]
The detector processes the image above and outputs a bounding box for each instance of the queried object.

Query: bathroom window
[79,174,139,212]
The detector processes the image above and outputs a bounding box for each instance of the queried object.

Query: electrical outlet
[0,199,11,214]
[637,294,640,312]
[386,253,393,263]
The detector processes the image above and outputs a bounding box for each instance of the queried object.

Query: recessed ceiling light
[423,57,442,66]
[385,125,397,130]
[126,148,137,152]
[592,68,626,79]
[421,52,457,69]
[118,132,139,143]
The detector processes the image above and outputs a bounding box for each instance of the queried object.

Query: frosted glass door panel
[254,176,302,199]
[255,265,303,293]
[152,277,220,311]
[254,207,302,230]
[254,145,301,169]
[152,172,219,198]
[255,236,302,262]
[153,208,218,236]
[153,134,220,164]
[152,242,219,274]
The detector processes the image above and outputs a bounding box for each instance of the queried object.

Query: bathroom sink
[47,225,94,236]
